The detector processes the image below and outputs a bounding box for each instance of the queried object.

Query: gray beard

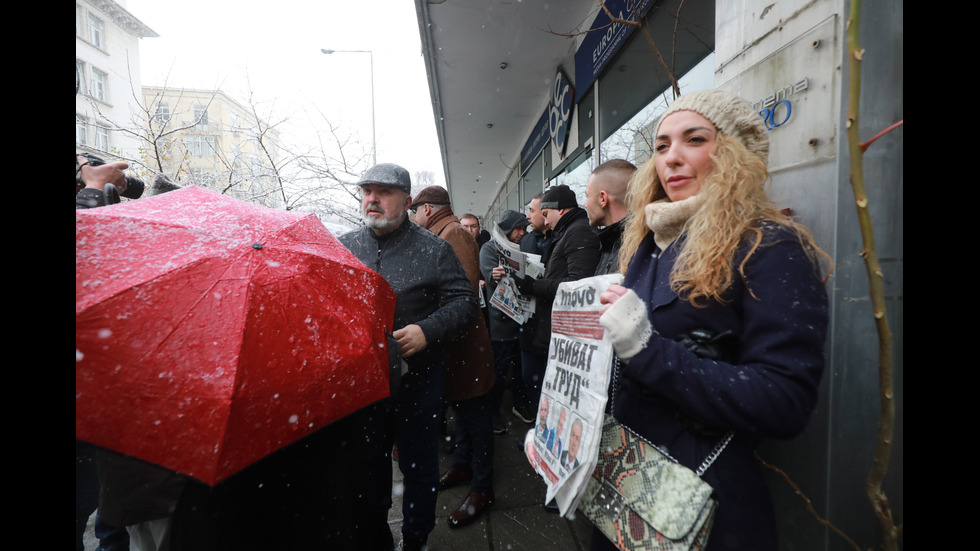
[363,211,405,233]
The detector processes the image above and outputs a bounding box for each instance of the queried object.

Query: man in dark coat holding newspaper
[339,163,478,551]
[514,185,600,415]
[480,209,530,432]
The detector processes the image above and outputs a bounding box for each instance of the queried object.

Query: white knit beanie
[658,89,769,162]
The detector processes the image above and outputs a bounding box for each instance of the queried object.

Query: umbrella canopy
[76,186,395,485]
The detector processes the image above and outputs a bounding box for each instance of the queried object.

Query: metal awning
[415,0,599,217]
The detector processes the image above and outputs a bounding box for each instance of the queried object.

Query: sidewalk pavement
[392,408,596,551]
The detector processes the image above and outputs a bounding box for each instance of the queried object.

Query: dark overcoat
[527,208,600,353]
[596,222,829,551]
[426,213,496,401]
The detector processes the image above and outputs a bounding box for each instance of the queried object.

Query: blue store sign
[759,100,792,130]
[521,110,550,175]
[549,69,574,160]
[573,0,655,94]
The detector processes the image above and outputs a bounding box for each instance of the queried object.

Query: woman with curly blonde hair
[593,89,830,551]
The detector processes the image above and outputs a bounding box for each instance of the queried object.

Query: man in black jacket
[515,185,600,422]
[340,163,478,551]
[584,159,635,276]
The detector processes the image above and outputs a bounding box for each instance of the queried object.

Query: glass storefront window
[551,151,594,207]
[522,153,544,206]
[600,53,715,166]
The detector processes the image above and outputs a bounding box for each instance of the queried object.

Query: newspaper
[524,273,623,516]
[487,225,545,324]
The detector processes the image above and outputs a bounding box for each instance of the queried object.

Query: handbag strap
[610,247,734,477]
[610,356,734,478]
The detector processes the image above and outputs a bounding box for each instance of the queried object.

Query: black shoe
[543,499,559,513]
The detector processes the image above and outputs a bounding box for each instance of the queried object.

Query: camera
[76,152,145,204]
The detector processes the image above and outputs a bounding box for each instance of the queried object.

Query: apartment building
[141,86,283,209]
[75,0,157,160]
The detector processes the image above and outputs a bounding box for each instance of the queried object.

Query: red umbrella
[76,186,395,485]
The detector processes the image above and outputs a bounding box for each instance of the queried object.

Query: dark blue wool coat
[594,222,828,551]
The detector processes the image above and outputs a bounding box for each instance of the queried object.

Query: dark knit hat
[410,185,451,210]
[540,184,577,210]
[497,210,527,233]
[356,163,412,194]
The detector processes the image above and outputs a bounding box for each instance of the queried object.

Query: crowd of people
[77,89,830,551]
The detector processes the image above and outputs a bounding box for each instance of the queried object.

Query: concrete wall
[716,1,903,549]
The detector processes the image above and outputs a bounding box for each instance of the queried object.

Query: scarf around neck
[643,194,704,251]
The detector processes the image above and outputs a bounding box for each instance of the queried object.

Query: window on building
[155,102,171,125]
[189,168,217,186]
[76,117,88,146]
[552,153,593,207]
[194,105,209,131]
[95,126,109,151]
[75,60,86,95]
[599,53,715,166]
[187,135,216,157]
[230,113,240,135]
[91,69,107,102]
[521,153,544,211]
[155,136,173,157]
[76,5,84,37]
[88,13,105,49]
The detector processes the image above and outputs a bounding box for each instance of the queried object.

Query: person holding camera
[76,154,131,209]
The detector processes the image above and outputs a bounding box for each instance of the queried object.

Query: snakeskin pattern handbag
[580,416,731,550]
[580,356,733,550]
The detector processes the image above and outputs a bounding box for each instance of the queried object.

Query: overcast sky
[123,0,446,187]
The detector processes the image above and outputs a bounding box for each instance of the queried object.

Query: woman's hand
[599,285,652,361]
[599,284,630,315]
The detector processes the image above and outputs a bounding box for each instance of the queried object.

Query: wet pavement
[394,408,595,551]
[85,398,596,550]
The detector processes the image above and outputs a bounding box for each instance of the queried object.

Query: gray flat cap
[356,163,412,194]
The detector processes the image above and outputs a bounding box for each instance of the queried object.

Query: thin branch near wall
[755,453,862,551]
[537,1,682,97]
[594,0,681,97]
[845,2,901,549]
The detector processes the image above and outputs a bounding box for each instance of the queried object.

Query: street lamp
[321,48,376,166]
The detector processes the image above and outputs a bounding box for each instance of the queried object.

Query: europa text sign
[573,0,655,94]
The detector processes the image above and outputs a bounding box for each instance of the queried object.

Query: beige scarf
[643,194,704,251]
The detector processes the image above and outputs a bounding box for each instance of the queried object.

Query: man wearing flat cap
[339,164,478,551]
[514,185,600,416]
[410,185,498,529]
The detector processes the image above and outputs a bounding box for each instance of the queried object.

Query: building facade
[140,86,283,209]
[416,0,903,549]
[75,0,157,161]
